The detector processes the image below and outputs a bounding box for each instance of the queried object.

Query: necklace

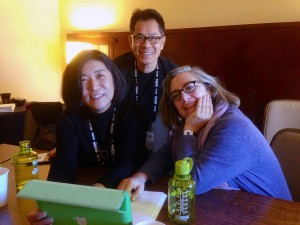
[88,107,116,165]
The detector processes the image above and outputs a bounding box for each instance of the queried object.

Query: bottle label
[174,180,191,188]
[32,159,38,166]
[172,189,191,222]
[168,178,195,223]
[32,167,39,175]
[32,160,39,175]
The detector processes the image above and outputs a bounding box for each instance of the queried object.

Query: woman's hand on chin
[184,95,213,132]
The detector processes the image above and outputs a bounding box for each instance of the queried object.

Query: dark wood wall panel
[110,22,300,131]
[69,22,300,131]
[110,32,130,59]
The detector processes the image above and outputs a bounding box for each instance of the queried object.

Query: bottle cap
[175,157,193,178]
[19,140,31,155]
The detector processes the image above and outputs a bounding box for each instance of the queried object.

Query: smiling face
[129,19,166,73]
[80,59,114,114]
[170,72,211,119]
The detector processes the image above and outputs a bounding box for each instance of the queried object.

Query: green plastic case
[17,180,132,225]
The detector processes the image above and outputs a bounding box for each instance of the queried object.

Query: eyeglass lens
[170,81,197,101]
[132,35,162,44]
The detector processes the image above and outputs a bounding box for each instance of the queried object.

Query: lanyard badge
[146,121,155,152]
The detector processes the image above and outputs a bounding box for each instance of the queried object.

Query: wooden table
[1,144,300,225]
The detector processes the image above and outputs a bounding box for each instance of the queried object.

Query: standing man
[114,8,177,154]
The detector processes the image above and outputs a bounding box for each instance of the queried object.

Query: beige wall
[60,0,300,32]
[1,0,300,102]
[0,0,62,102]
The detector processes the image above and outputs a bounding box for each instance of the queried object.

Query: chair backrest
[23,102,63,150]
[263,99,300,143]
[270,128,300,201]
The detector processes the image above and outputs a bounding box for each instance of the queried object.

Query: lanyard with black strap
[134,60,159,152]
[88,107,116,165]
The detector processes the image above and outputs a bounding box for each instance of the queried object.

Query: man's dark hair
[130,8,165,36]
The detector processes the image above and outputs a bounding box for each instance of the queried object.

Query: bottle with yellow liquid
[13,140,39,191]
[168,157,195,224]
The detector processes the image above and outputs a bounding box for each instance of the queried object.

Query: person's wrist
[133,172,148,183]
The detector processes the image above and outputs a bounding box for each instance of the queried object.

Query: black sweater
[47,99,147,188]
[114,52,177,128]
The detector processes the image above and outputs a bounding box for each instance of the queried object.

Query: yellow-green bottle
[13,140,39,191]
[168,157,195,224]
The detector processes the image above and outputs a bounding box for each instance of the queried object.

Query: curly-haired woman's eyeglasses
[169,81,202,102]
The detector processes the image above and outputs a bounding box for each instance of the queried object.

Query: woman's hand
[184,95,213,132]
[27,210,53,225]
[117,172,148,201]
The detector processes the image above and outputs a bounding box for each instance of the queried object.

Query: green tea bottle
[168,157,195,224]
[13,140,39,191]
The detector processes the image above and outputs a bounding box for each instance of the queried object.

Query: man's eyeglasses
[169,81,201,102]
[131,35,163,45]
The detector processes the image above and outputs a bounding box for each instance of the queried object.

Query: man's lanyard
[88,108,116,165]
[134,61,159,115]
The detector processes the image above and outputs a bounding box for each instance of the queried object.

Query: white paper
[131,191,167,225]
[0,103,15,112]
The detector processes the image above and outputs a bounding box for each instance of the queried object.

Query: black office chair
[23,102,63,150]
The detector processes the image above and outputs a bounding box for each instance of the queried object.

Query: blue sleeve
[139,138,174,183]
[175,116,260,194]
[137,108,291,200]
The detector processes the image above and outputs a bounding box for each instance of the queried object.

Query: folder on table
[17,180,132,225]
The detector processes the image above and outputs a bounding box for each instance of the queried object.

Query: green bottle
[168,157,195,224]
[13,140,39,191]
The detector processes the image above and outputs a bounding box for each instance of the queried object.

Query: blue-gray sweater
[139,106,292,200]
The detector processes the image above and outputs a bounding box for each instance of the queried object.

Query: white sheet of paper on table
[131,191,167,225]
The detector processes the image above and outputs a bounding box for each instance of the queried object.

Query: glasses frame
[169,80,202,102]
[131,35,163,45]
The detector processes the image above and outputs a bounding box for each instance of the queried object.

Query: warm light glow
[70,6,115,29]
[66,42,109,64]
[66,42,96,63]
